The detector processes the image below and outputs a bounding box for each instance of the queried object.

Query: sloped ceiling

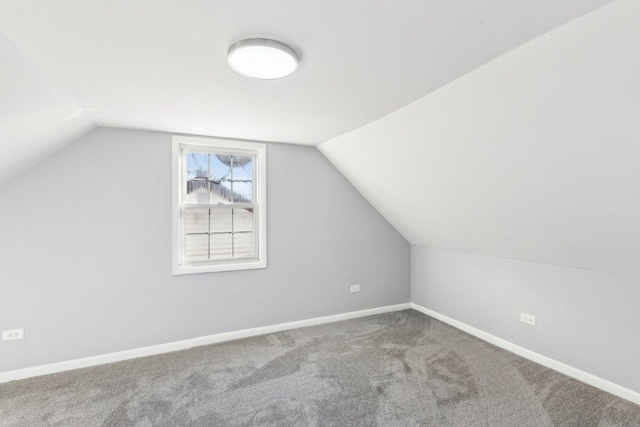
[0,32,94,184]
[0,0,612,184]
[320,0,640,275]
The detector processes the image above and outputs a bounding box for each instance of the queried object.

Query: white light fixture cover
[228,39,298,80]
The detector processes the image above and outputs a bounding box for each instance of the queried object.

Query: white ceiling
[0,31,94,184]
[0,0,613,184]
[320,0,640,275]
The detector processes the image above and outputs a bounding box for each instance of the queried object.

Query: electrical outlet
[350,285,360,293]
[520,313,536,326]
[2,329,24,341]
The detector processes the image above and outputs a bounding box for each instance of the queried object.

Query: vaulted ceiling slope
[0,0,612,185]
[320,0,640,275]
[0,31,94,184]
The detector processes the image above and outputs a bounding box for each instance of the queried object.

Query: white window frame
[172,135,267,274]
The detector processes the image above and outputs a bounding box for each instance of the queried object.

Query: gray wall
[0,127,410,373]
[412,245,640,393]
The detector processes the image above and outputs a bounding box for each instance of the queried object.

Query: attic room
[0,0,639,425]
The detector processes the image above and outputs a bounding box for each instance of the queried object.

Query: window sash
[180,204,258,265]
[181,149,256,204]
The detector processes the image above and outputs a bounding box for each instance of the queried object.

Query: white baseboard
[0,303,411,384]
[5,302,638,406]
[410,303,640,405]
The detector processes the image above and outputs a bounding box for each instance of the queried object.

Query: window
[172,136,266,274]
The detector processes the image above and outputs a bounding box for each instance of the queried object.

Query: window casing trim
[172,135,267,275]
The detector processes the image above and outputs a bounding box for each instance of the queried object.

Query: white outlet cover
[2,328,24,341]
[520,313,536,326]
[350,285,360,293]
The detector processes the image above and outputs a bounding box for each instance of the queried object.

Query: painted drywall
[320,0,640,276]
[0,31,94,185]
[412,245,640,393]
[0,127,410,373]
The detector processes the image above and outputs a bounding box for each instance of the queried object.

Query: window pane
[185,152,210,180]
[186,152,230,181]
[210,233,232,259]
[232,182,253,203]
[184,208,209,234]
[210,154,231,181]
[184,234,209,262]
[231,156,252,179]
[233,232,255,258]
[211,207,232,233]
[208,181,232,204]
[232,156,252,203]
[185,180,215,204]
[185,152,232,204]
[233,208,254,232]
[214,155,253,203]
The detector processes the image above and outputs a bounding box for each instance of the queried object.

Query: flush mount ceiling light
[228,38,298,80]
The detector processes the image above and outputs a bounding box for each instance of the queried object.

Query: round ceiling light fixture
[228,38,298,80]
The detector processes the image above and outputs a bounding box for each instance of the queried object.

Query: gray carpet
[1,310,639,426]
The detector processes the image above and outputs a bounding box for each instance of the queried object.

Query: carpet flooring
[1,310,639,426]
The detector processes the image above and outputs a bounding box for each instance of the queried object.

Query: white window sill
[173,259,267,275]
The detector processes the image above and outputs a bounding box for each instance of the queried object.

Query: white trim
[410,303,640,405]
[172,135,267,275]
[5,302,636,405]
[0,303,411,384]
